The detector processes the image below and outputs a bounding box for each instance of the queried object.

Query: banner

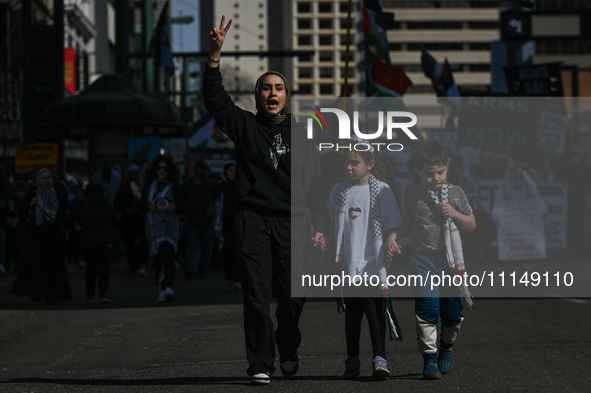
[496,201,547,261]
[64,47,76,96]
[15,143,59,173]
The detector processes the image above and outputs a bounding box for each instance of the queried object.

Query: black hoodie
[77,193,116,247]
[203,65,320,221]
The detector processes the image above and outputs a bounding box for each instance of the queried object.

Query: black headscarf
[255,71,290,124]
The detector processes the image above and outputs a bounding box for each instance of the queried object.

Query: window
[298,84,313,94]
[298,35,312,46]
[469,43,490,50]
[234,34,240,40]
[320,84,334,94]
[234,3,239,8]
[340,2,352,13]
[340,52,354,61]
[340,18,351,29]
[297,2,311,13]
[340,35,350,45]
[341,67,355,78]
[298,53,312,62]
[320,51,333,62]
[319,35,332,45]
[319,19,332,29]
[318,2,332,13]
[320,67,334,78]
[299,68,313,78]
[298,19,311,29]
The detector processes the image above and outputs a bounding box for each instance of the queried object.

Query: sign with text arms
[15,143,59,174]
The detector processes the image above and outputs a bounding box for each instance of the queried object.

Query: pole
[343,0,353,97]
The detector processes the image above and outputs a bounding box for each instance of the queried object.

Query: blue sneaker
[280,355,299,378]
[423,362,442,380]
[438,347,454,374]
[372,356,390,380]
[342,357,361,379]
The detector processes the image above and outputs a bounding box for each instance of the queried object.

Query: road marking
[546,293,588,304]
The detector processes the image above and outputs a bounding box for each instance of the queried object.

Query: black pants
[343,297,386,359]
[222,230,239,282]
[153,241,175,290]
[121,223,147,272]
[236,210,307,376]
[85,245,111,298]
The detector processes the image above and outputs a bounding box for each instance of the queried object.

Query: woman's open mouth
[267,100,279,110]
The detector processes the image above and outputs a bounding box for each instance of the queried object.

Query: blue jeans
[184,226,214,273]
[411,252,464,362]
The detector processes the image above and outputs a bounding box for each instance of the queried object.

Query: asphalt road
[0,260,590,392]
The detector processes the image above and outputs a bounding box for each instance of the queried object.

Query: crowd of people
[0,12,588,387]
[0,156,239,305]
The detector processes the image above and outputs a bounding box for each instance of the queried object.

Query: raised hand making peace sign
[209,15,233,66]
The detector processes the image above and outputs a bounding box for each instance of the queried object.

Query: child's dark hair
[413,141,448,170]
[350,148,387,182]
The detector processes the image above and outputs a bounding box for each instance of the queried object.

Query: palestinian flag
[361,0,395,65]
[368,52,412,97]
[421,50,461,106]
[189,118,228,149]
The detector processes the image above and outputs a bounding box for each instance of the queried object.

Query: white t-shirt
[329,181,402,279]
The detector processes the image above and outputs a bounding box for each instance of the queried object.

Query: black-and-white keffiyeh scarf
[421,183,474,307]
[270,133,290,169]
[146,180,179,255]
[35,169,59,226]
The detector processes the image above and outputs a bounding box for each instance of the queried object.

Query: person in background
[143,155,183,302]
[69,184,86,267]
[75,184,116,304]
[182,160,216,279]
[12,168,72,305]
[114,165,148,277]
[6,183,28,275]
[215,163,240,290]
[92,157,122,204]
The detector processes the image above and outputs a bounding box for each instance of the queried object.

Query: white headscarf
[35,168,59,226]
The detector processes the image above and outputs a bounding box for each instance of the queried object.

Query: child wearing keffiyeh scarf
[327,136,402,380]
[386,141,476,380]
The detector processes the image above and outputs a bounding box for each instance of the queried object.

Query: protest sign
[15,143,59,173]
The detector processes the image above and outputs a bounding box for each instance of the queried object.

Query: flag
[189,118,229,149]
[367,52,413,97]
[421,50,460,106]
[149,0,175,73]
[361,0,395,65]
[508,0,535,9]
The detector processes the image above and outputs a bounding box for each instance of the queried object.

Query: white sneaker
[156,290,166,302]
[165,287,175,302]
[251,372,270,385]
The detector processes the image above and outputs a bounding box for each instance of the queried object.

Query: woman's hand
[209,15,233,58]
[30,197,39,207]
[165,203,176,212]
[148,204,159,212]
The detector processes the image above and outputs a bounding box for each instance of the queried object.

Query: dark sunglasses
[157,165,169,172]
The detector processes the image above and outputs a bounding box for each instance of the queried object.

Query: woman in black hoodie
[203,16,324,385]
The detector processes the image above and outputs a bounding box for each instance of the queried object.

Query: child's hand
[439,203,458,219]
[311,232,326,253]
[385,232,402,262]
